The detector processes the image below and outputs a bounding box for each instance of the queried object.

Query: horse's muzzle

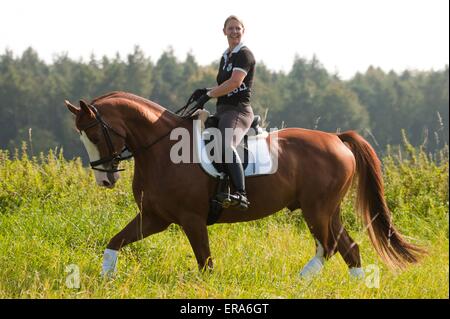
[102,180,114,188]
[95,171,120,188]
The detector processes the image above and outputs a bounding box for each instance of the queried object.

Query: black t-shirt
[216,44,255,108]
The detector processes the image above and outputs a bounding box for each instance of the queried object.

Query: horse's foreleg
[180,214,213,272]
[101,212,170,277]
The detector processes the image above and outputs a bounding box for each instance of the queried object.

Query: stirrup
[217,192,249,211]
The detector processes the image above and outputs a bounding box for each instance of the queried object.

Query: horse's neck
[122,102,188,156]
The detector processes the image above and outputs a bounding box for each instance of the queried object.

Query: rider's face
[223,19,244,49]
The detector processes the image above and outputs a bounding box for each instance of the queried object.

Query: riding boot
[222,151,250,210]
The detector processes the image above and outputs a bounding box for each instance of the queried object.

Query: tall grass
[0,142,448,298]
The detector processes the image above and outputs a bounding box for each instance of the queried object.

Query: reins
[174,92,205,118]
[130,92,202,156]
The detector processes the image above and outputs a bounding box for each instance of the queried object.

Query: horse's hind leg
[329,207,364,278]
[299,203,336,279]
[300,204,364,279]
[101,212,170,276]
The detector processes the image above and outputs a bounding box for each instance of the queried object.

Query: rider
[193,15,255,210]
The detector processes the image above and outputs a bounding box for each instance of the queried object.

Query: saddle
[191,110,277,225]
[192,110,275,178]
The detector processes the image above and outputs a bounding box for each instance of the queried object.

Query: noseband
[79,105,132,173]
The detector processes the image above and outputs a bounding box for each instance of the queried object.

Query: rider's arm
[207,70,246,98]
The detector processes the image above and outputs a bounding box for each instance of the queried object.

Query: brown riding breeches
[215,104,254,154]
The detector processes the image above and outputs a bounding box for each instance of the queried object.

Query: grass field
[0,143,448,299]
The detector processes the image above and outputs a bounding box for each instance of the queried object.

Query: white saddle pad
[192,110,276,178]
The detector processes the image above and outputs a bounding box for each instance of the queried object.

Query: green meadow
[0,142,448,298]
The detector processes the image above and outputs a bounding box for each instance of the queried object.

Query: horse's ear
[79,99,94,117]
[65,100,80,115]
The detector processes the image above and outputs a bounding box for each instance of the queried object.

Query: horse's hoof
[100,270,116,280]
[299,256,324,280]
[349,267,365,280]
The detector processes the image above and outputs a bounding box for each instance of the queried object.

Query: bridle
[79,95,201,173]
[79,104,132,173]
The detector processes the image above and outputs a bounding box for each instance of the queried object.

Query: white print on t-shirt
[227,82,248,97]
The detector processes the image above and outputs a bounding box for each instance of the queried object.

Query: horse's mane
[93,91,183,117]
[90,92,188,130]
[91,91,162,110]
[91,91,122,104]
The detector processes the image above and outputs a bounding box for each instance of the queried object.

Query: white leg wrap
[300,240,325,279]
[349,267,365,279]
[300,256,324,279]
[101,248,118,277]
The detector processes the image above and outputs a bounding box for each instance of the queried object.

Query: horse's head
[65,99,127,188]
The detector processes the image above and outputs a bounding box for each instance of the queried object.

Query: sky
[0,0,448,79]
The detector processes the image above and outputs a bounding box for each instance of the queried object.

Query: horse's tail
[338,130,425,269]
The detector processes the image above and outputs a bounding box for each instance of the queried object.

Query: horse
[64,91,424,279]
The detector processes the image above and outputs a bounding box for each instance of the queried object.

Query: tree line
[0,46,448,161]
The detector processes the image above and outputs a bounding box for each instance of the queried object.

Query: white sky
[1,0,448,79]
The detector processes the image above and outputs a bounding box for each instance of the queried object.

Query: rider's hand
[191,88,208,101]
[196,93,211,108]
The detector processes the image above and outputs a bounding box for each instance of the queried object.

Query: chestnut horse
[65,91,423,279]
